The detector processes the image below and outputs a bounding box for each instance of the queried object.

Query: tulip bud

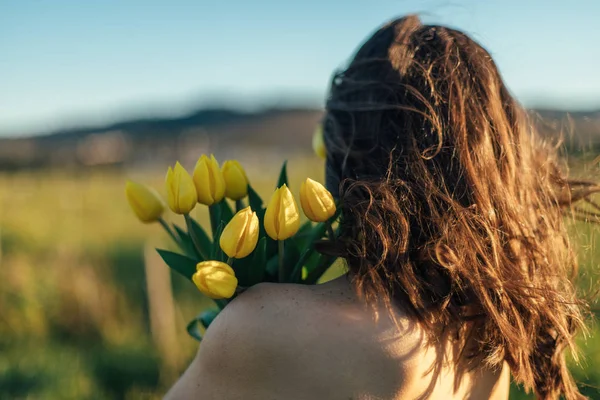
[300,178,336,222]
[222,160,249,200]
[193,260,238,299]
[219,207,259,258]
[193,154,226,205]
[264,184,300,240]
[165,162,197,214]
[125,181,165,223]
[312,125,327,159]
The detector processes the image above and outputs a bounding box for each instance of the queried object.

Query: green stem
[226,257,234,266]
[158,218,179,244]
[327,223,336,242]
[215,299,228,310]
[235,199,245,213]
[278,240,286,283]
[305,223,341,284]
[289,222,329,282]
[184,214,207,260]
[208,204,219,238]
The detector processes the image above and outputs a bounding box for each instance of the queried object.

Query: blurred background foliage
[0,126,599,398]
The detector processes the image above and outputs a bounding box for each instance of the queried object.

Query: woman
[166,15,592,399]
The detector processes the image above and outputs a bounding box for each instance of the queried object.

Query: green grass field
[0,155,598,399]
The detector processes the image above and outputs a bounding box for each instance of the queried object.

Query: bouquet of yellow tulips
[125,131,338,340]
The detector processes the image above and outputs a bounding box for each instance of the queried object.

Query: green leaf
[235,199,245,213]
[230,238,267,287]
[200,309,219,328]
[218,200,235,224]
[185,310,220,342]
[265,255,279,279]
[211,221,227,261]
[297,221,325,251]
[247,185,271,250]
[276,160,288,189]
[265,235,278,261]
[230,257,250,287]
[305,255,338,284]
[172,224,199,259]
[304,251,322,274]
[248,237,267,285]
[298,219,314,235]
[156,249,198,281]
[186,318,203,342]
[188,218,213,260]
[208,204,222,239]
[247,184,264,212]
[214,299,228,310]
[283,238,301,273]
[290,248,313,283]
[293,220,314,248]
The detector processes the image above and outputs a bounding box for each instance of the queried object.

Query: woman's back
[166,277,510,400]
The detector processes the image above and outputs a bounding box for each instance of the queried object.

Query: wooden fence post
[144,241,182,384]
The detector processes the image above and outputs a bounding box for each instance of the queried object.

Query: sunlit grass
[0,154,599,398]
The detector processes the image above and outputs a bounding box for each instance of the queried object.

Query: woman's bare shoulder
[206,282,332,346]
[195,280,378,370]
[199,283,322,356]
[165,281,422,399]
[205,279,420,359]
[164,283,349,399]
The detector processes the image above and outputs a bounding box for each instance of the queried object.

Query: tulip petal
[166,163,197,214]
[209,155,226,203]
[206,270,237,299]
[300,180,316,221]
[174,162,198,214]
[278,184,300,239]
[265,187,282,240]
[308,180,330,221]
[126,181,165,223]
[219,207,251,258]
[301,178,336,222]
[239,211,259,258]
[193,155,214,205]
[222,160,249,200]
[193,261,237,299]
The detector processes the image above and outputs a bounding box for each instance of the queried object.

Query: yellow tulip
[193,260,238,299]
[300,178,336,222]
[193,154,226,205]
[312,125,327,159]
[125,181,165,223]
[219,207,259,258]
[165,162,197,214]
[222,160,249,200]
[264,184,300,240]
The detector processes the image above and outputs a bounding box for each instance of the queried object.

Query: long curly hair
[322,15,597,399]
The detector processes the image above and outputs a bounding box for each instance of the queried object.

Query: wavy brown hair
[322,15,597,399]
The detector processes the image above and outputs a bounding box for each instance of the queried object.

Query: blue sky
[1,0,599,135]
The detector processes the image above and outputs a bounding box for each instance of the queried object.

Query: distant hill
[532,108,600,150]
[0,106,598,171]
[0,107,324,170]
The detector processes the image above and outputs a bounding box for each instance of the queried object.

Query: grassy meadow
[0,154,599,399]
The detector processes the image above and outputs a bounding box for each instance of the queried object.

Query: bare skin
[165,275,509,400]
